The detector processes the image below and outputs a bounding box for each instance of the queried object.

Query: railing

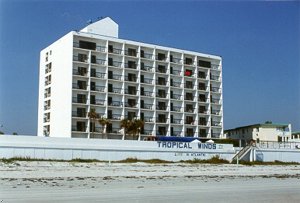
[96,46,106,52]
[44,93,51,98]
[156,55,167,61]
[111,114,122,120]
[185,120,196,125]
[107,127,121,134]
[211,87,221,93]
[258,141,300,149]
[141,91,154,97]
[185,84,194,89]
[45,81,51,86]
[171,119,182,124]
[198,75,207,80]
[109,61,123,68]
[141,65,154,72]
[156,93,167,98]
[108,101,123,107]
[171,131,182,137]
[185,108,194,113]
[171,106,182,112]
[184,96,194,101]
[211,110,221,115]
[211,99,221,104]
[125,102,137,108]
[171,81,182,88]
[141,103,153,110]
[73,55,88,63]
[211,64,220,70]
[109,88,122,94]
[171,94,182,100]
[92,59,106,65]
[125,63,137,69]
[199,110,208,114]
[124,76,137,82]
[124,89,137,95]
[156,105,167,111]
[141,130,153,135]
[141,52,154,60]
[73,69,88,76]
[109,74,122,81]
[198,122,208,126]
[44,106,50,110]
[72,111,86,118]
[91,99,105,106]
[72,83,87,90]
[43,117,50,122]
[72,97,87,104]
[198,86,208,91]
[211,122,222,127]
[170,57,182,64]
[72,125,86,132]
[141,78,153,84]
[143,117,154,122]
[156,68,166,73]
[90,127,102,133]
[108,47,123,55]
[124,50,137,57]
[91,85,105,92]
[91,72,106,79]
[156,119,167,123]
[198,98,209,103]
[156,80,166,86]
[211,133,221,138]
[211,75,220,81]
[170,70,181,76]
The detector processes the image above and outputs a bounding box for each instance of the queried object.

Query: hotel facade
[37,17,224,139]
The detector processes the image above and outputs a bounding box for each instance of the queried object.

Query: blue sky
[0,0,299,135]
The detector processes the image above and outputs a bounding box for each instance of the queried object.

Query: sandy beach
[1,161,300,202]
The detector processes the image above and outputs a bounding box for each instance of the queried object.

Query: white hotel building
[37,17,224,139]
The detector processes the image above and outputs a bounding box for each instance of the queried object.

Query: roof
[225,123,289,132]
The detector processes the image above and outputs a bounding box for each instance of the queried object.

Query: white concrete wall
[0,136,235,161]
[255,149,300,163]
[80,17,118,38]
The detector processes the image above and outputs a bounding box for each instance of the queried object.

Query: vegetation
[98,117,111,134]
[12,132,18,135]
[238,160,300,166]
[180,156,230,164]
[88,109,99,136]
[120,118,144,139]
[0,131,4,135]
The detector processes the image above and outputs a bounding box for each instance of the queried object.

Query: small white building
[225,122,292,145]
[291,132,300,142]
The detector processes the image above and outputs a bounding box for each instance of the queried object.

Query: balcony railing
[185,108,194,113]
[170,57,182,64]
[170,81,181,88]
[43,117,50,122]
[141,65,154,72]
[125,63,137,69]
[110,114,122,120]
[185,84,194,89]
[91,72,106,79]
[211,99,221,104]
[185,120,196,125]
[156,93,167,98]
[107,127,122,134]
[125,89,137,95]
[211,110,221,115]
[125,102,137,108]
[198,98,208,103]
[91,99,105,106]
[108,74,122,81]
[108,88,122,94]
[141,52,154,60]
[143,117,154,122]
[72,97,87,104]
[125,76,137,82]
[72,125,86,132]
[156,68,166,73]
[156,80,166,86]
[72,83,87,90]
[212,122,222,127]
[91,85,105,92]
[198,86,208,91]
[171,106,182,112]
[184,96,194,101]
[96,46,106,52]
[141,103,153,110]
[108,47,122,55]
[210,75,220,81]
[211,64,220,70]
[92,59,106,65]
[72,111,87,118]
[211,87,221,93]
[156,105,167,111]
[141,78,153,84]
[125,50,137,57]
[171,94,182,100]
[141,130,153,135]
[171,119,182,124]
[171,131,181,137]
[73,69,87,76]
[170,70,181,76]
[44,106,50,110]
[198,122,208,126]
[109,61,122,68]
[141,91,154,97]
[199,110,209,114]
[156,119,166,123]
[211,133,221,137]
[108,101,123,107]
[44,93,51,98]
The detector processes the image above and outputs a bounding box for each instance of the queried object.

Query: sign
[157,141,220,150]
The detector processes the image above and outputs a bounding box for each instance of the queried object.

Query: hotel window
[185,58,193,65]
[198,60,211,68]
[79,40,96,50]
[185,69,192,77]
[157,53,166,61]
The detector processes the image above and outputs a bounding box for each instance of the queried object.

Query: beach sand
[1,161,300,202]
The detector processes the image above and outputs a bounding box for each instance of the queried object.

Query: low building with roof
[224,122,292,145]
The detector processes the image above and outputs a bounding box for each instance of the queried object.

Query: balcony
[141,91,154,97]
[141,103,153,110]
[73,55,88,63]
[109,88,122,94]
[108,74,122,81]
[72,125,86,132]
[171,131,182,137]
[156,105,167,111]
[90,99,105,106]
[211,87,221,93]
[125,89,137,95]
[170,81,181,88]
[170,94,181,100]
[92,59,106,66]
[108,47,122,55]
[212,122,222,127]
[198,110,208,114]
[125,76,137,82]
[44,105,50,111]
[170,70,181,76]
[109,114,122,120]
[198,98,208,103]
[143,117,154,122]
[185,120,195,125]
[211,99,221,104]
[91,85,105,92]
[108,61,122,68]
[72,111,87,118]
[171,119,182,124]
[141,78,153,84]
[141,129,153,135]
[43,117,50,122]
[108,101,123,107]
[170,57,182,64]
[156,80,166,86]
[141,65,154,72]
[125,50,137,57]
[171,106,182,112]
[72,97,87,104]
[156,67,166,74]
[91,72,106,79]
[185,108,194,113]
[72,83,87,90]
[156,118,166,123]
[45,80,51,86]
[210,75,220,81]
[211,110,221,115]
[125,63,137,69]
[211,64,220,70]
[125,102,137,108]
[184,96,194,101]
[141,52,154,60]
[156,54,166,61]
[185,83,194,89]
[44,92,51,98]
[198,121,208,126]
[156,93,167,98]
[73,69,87,76]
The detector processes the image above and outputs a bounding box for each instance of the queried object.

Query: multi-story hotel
[37,17,224,139]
